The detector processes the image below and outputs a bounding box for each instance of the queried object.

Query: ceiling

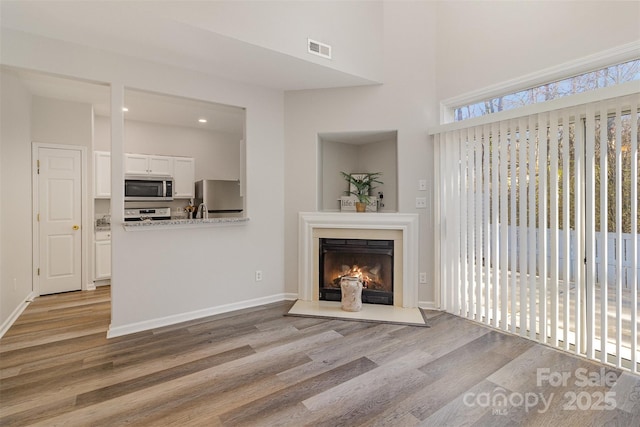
[1,1,381,134]
[0,0,378,92]
[4,66,245,134]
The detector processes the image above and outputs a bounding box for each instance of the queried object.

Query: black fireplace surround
[319,238,394,305]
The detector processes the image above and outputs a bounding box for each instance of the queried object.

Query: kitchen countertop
[122,216,249,231]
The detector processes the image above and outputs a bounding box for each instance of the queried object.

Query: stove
[124,207,171,221]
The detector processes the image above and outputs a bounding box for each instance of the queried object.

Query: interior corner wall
[284,1,439,306]
[320,138,398,213]
[355,139,397,213]
[0,70,33,331]
[321,140,359,211]
[435,0,640,101]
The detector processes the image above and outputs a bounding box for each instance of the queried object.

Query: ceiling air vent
[308,38,332,60]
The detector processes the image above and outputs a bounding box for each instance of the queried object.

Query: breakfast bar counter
[122,217,250,231]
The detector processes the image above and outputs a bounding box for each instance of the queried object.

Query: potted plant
[341,172,383,212]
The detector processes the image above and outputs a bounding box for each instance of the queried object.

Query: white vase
[340,276,363,312]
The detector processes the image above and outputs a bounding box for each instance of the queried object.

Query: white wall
[32,96,95,292]
[435,0,640,101]
[32,96,93,147]
[284,1,439,305]
[321,140,359,211]
[1,29,286,334]
[321,139,397,212]
[139,0,384,84]
[355,139,397,212]
[95,116,241,181]
[0,75,96,332]
[0,69,33,332]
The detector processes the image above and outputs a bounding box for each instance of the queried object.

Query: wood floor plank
[135,368,296,425]
[609,371,640,414]
[302,349,434,412]
[0,366,20,381]
[487,344,584,393]
[409,333,526,420]
[19,350,312,427]
[218,356,378,426]
[0,320,110,353]
[0,332,115,369]
[277,324,404,384]
[304,365,432,427]
[4,302,110,333]
[418,379,505,427]
[367,314,489,365]
[1,286,637,426]
[0,327,333,418]
[359,334,521,424]
[96,350,309,425]
[1,361,113,403]
[75,345,256,406]
[0,395,79,427]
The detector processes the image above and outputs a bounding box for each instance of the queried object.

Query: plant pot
[355,202,367,212]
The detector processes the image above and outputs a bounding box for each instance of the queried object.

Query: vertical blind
[435,94,639,373]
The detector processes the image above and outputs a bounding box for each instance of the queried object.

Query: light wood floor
[1,286,639,426]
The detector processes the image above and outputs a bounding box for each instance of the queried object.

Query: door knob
[73,225,80,230]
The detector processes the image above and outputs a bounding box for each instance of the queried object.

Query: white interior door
[38,147,82,294]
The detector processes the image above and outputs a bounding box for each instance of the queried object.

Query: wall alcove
[317,130,398,212]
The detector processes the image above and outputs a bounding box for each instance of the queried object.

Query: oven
[124,207,171,221]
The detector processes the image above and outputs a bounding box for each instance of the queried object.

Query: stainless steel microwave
[124,175,173,201]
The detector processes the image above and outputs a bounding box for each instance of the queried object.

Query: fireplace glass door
[319,238,394,305]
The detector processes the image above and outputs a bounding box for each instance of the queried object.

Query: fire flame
[338,265,371,287]
[329,263,384,291]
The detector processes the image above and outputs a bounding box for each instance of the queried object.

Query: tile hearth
[287,300,427,326]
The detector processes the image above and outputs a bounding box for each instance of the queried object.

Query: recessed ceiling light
[198,118,207,123]
[122,107,129,112]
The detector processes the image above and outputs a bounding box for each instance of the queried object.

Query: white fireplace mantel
[298,212,420,308]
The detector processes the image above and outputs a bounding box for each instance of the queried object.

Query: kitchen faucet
[196,203,208,219]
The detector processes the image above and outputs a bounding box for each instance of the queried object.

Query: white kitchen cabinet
[148,155,173,175]
[124,153,148,175]
[94,151,111,198]
[95,232,111,280]
[125,153,173,176]
[173,157,195,198]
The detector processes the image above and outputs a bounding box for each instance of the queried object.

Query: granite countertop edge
[122,217,250,231]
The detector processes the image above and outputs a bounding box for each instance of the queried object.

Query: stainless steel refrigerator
[194,179,244,213]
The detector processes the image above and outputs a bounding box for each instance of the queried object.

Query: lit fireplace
[319,238,394,305]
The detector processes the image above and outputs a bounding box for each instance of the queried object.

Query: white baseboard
[107,293,292,338]
[419,300,440,310]
[0,291,36,339]
[106,294,442,339]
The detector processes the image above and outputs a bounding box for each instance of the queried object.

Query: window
[454,60,640,121]
[435,93,639,373]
